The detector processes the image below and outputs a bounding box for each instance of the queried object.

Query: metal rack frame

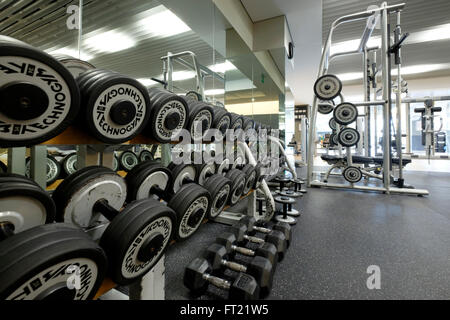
[306,2,429,196]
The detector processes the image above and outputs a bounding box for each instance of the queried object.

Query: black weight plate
[225,169,246,205]
[187,102,214,141]
[333,102,358,125]
[145,91,189,143]
[241,164,257,194]
[61,152,78,177]
[119,151,139,172]
[139,150,154,162]
[0,39,80,147]
[230,113,244,130]
[185,91,203,102]
[338,128,360,147]
[100,199,176,285]
[243,117,255,131]
[125,163,172,202]
[203,174,232,219]
[313,74,342,101]
[46,155,61,186]
[0,173,41,188]
[80,72,151,144]
[329,117,337,130]
[0,160,7,173]
[0,223,107,300]
[318,101,334,115]
[168,183,211,241]
[211,106,231,134]
[77,70,117,98]
[343,166,363,183]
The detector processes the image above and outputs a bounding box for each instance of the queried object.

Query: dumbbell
[239,216,292,248]
[139,149,154,162]
[240,164,257,195]
[184,257,260,300]
[229,223,287,261]
[75,69,151,144]
[225,169,246,205]
[242,116,255,132]
[204,243,273,297]
[0,174,107,300]
[118,150,139,172]
[216,232,278,270]
[0,36,80,147]
[25,155,61,186]
[274,196,297,225]
[52,166,177,285]
[193,159,232,219]
[61,152,78,178]
[185,91,203,102]
[186,101,214,141]
[229,113,244,130]
[278,189,302,217]
[125,162,211,241]
[146,88,189,143]
[211,105,231,136]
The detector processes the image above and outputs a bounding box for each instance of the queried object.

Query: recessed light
[139,6,191,38]
[204,89,225,96]
[208,61,237,73]
[84,30,136,54]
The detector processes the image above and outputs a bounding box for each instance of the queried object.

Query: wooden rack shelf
[42,126,176,146]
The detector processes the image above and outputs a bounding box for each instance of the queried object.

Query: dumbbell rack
[214,141,276,226]
[4,128,172,300]
[4,126,279,299]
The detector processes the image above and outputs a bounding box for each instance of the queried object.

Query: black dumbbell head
[264,230,287,261]
[246,256,273,297]
[184,257,211,295]
[229,273,260,300]
[229,224,248,243]
[203,243,228,271]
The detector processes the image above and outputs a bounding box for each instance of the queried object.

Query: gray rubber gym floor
[164,169,450,300]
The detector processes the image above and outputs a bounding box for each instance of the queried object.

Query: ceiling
[0,0,225,93]
[323,0,450,82]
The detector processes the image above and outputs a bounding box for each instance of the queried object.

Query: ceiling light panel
[84,30,136,54]
[138,5,191,38]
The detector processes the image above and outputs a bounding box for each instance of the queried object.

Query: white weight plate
[0,196,46,232]
[62,173,127,228]
[135,171,170,200]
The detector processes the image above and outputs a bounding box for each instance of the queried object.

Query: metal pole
[372,50,378,157]
[167,52,173,92]
[395,11,404,184]
[381,2,391,192]
[363,48,370,158]
[77,0,83,59]
[406,103,411,154]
